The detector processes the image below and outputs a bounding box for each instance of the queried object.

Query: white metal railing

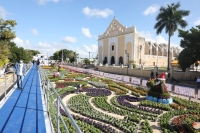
[0,63,32,101]
[39,66,82,133]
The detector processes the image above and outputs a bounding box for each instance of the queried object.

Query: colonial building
[98,17,180,67]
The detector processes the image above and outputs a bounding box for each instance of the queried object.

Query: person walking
[37,59,40,69]
[15,59,26,90]
[76,84,82,93]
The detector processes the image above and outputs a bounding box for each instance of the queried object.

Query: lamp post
[125,50,129,75]
[156,47,158,67]
[76,53,79,64]
[62,48,63,64]
[139,45,142,68]
[89,52,90,61]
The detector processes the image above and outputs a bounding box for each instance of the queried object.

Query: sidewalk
[0,64,52,133]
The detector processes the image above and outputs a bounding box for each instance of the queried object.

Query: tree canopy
[178,25,200,71]
[52,49,78,63]
[0,42,10,67]
[154,2,190,70]
[0,19,17,43]
[8,42,40,63]
[0,19,17,67]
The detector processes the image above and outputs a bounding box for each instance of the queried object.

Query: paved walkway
[0,64,51,133]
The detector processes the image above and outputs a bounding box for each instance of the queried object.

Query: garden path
[107,91,115,104]
[62,93,123,133]
[89,97,124,119]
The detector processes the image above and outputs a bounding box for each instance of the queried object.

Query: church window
[112,45,114,51]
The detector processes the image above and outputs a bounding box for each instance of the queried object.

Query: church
[98,17,180,67]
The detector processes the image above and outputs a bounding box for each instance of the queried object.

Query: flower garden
[43,66,200,133]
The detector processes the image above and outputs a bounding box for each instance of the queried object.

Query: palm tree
[154,2,189,70]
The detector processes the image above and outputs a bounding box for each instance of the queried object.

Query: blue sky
[1,0,200,58]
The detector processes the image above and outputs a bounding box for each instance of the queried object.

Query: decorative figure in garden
[76,84,82,93]
[146,72,173,104]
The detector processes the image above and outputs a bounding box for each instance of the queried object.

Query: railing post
[4,73,7,99]
[47,80,49,112]
[57,97,60,133]
[13,72,15,82]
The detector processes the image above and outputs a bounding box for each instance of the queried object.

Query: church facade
[98,18,180,67]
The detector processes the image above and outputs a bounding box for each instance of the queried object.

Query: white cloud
[82,28,92,38]
[12,37,31,48]
[83,44,97,53]
[82,6,114,18]
[64,44,98,58]
[139,31,183,51]
[139,31,167,44]
[0,6,9,19]
[194,18,200,26]
[35,0,59,5]
[143,4,160,15]
[61,36,77,43]
[31,29,39,36]
[12,37,97,58]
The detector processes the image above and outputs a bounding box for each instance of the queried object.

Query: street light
[125,50,129,75]
[77,53,79,64]
[89,52,90,61]
[156,46,158,67]
[139,45,142,68]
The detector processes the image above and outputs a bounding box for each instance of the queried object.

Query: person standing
[150,71,154,79]
[15,59,26,90]
[37,59,40,69]
[76,84,82,93]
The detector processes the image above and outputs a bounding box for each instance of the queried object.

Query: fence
[39,66,82,133]
[63,65,200,100]
[0,63,32,101]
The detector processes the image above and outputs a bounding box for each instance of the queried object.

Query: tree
[0,19,17,67]
[178,25,200,71]
[8,42,33,63]
[0,42,10,67]
[83,58,90,65]
[178,48,196,71]
[154,2,190,70]
[0,19,17,43]
[178,25,200,60]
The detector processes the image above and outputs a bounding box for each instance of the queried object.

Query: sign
[109,74,115,79]
[85,69,89,73]
[165,83,172,92]
[103,73,109,78]
[174,85,195,98]
[141,80,148,87]
[100,72,104,76]
[123,76,130,83]
[115,75,123,81]
[88,69,91,74]
[95,71,99,75]
[131,78,140,85]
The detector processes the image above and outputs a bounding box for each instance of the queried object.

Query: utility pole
[125,50,129,75]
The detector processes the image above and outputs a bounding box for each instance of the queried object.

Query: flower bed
[107,86,127,95]
[116,82,148,96]
[92,97,141,123]
[88,81,107,88]
[110,96,158,121]
[82,88,111,97]
[68,95,138,133]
